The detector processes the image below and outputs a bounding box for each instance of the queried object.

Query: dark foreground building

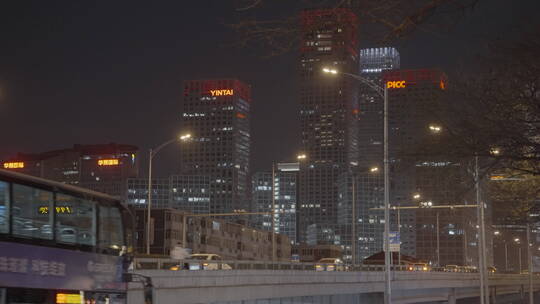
[2,143,139,197]
[382,69,486,267]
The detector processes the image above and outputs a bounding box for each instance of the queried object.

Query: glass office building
[252,163,299,244]
[180,79,251,214]
[297,8,359,245]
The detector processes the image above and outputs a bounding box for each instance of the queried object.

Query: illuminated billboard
[56,293,82,304]
[97,159,119,166]
[386,81,406,89]
[210,89,234,96]
[3,162,24,169]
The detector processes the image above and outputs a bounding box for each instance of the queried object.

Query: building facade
[133,208,291,261]
[251,162,299,244]
[297,8,359,245]
[2,143,139,197]
[126,175,211,213]
[381,69,485,267]
[337,167,384,264]
[332,47,400,264]
[357,47,400,169]
[180,79,251,214]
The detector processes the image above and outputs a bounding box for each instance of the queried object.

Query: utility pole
[527,224,533,304]
[272,163,276,262]
[383,82,392,304]
[351,173,356,265]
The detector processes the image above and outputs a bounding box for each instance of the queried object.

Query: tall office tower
[181,79,251,214]
[297,8,359,244]
[337,167,384,264]
[251,162,299,244]
[2,143,139,197]
[382,69,485,266]
[358,47,400,168]
[126,175,210,213]
[335,47,401,262]
[360,47,400,73]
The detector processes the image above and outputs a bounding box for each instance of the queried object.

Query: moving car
[408,263,430,271]
[315,258,346,271]
[170,253,232,271]
[444,265,459,272]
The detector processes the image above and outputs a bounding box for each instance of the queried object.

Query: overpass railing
[134,258,473,273]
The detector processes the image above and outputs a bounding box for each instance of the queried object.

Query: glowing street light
[297,154,307,160]
[413,193,421,200]
[322,67,338,74]
[146,132,193,255]
[180,133,192,141]
[370,166,379,173]
[323,65,392,304]
[490,147,501,156]
[428,124,442,133]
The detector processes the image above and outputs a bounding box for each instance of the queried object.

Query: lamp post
[323,67,391,303]
[146,133,191,255]
[272,162,276,262]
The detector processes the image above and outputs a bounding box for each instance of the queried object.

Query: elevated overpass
[128,260,540,304]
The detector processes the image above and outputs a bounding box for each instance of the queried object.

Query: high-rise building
[359,47,400,74]
[2,143,139,197]
[180,79,251,214]
[297,8,359,245]
[334,47,400,263]
[381,69,485,266]
[251,162,299,244]
[337,167,384,263]
[357,47,400,169]
[126,175,210,213]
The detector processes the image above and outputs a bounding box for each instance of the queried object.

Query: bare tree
[228,0,479,56]
[410,31,540,176]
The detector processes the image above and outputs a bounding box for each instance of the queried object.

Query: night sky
[1,0,539,177]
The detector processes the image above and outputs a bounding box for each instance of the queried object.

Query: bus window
[98,205,124,255]
[12,184,53,240]
[56,193,96,246]
[0,181,8,234]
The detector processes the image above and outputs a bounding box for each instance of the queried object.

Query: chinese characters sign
[0,241,125,291]
[3,162,24,169]
[97,159,119,166]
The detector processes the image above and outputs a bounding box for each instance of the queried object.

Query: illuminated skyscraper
[252,162,299,244]
[359,47,400,74]
[297,8,359,244]
[335,47,400,263]
[180,79,251,214]
[358,47,400,169]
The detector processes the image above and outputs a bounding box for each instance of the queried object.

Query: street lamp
[428,124,442,134]
[322,67,392,304]
[146,133,192,255]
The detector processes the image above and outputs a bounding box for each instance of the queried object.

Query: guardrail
[133,258,503,274]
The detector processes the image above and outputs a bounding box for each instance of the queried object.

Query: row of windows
[0,181,124,255]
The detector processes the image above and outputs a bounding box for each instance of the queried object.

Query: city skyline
[2,1,539,178]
